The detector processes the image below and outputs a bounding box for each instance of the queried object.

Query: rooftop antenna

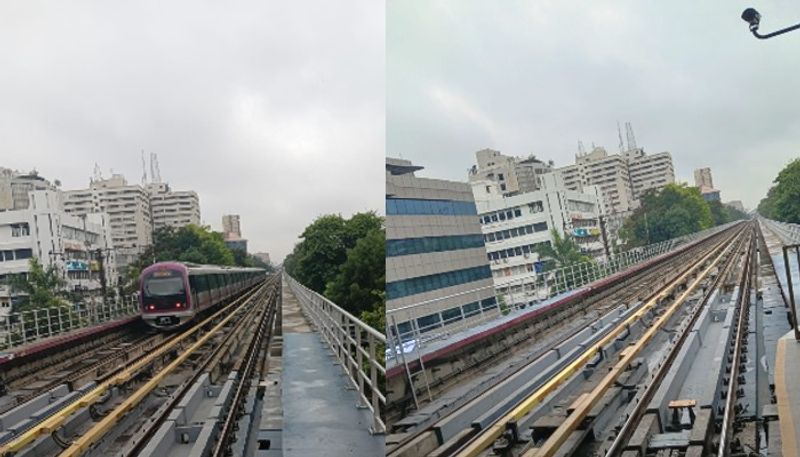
[154,153,161,183]
[141,150,148,185]
[625,121,638,151]
[617,121,625,153]
[578,140,586,155]
[93,163,102,182]
[150,152,162,183]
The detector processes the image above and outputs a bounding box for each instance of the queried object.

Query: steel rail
[454,225,745,457]
[0,280,265,457]
[718,230,755,457]
[522,226,747,457]
[211,274,279,456]
[604,224,752,456]
[388,223,737,456]
[118,277,279,457]
[58,279,275,456]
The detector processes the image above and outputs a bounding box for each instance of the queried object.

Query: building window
[441,307,463,324]
[15,249,32,260]
[387,198,478,216]
[386,265,493,300]
[498,173,505,181]
[11,223,30,237]
[386,234,485,257]
[462,301,481,318]
[416,314,441,333]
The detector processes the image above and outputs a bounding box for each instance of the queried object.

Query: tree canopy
[284,212,382,294]
[284,211,384,330]
[758,158,800,223]
[125,224,273,291]
[621,184,715,247]
[534,229,591,271]
[9,258,67,312]
[324,227,385,318]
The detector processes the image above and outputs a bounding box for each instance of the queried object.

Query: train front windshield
[144,277,184,296]
[142,269,187,311]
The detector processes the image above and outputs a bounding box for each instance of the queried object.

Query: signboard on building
[65,260,89,271]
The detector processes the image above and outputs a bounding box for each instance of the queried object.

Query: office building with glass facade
[386,158,497,339]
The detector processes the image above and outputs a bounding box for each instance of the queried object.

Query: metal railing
[0,295,140,351]
[284,273,386,434]
[759,216,800,341]
[760,216,800,245]
[386,220,743,361]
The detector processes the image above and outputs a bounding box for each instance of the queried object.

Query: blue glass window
[386,265,493,300]
[386,198,478,216]
[386,234,485,257]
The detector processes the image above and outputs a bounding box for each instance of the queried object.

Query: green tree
[324,228,385,317]
[621,184,713,247]
[534,229,593,293]
[709,200,748,226]
[123,224,236,292]
[287,211,383,295]
[9,258,67,312]
[759,158,800,223]
[534,229,591,271]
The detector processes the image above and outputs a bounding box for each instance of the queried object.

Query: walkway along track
[516,224,753,457]
[388,223,745,457]
[448,222,748,457]
[0,274,276,457]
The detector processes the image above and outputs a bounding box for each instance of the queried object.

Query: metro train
[139,261,265,329]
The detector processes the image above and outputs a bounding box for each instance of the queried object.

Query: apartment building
[694,167,714,189]
[386,157,496,338]
[63,174,152,271]
[0,190,116,315]
[147,183,201,230]
[625,149,676,201]
[222,214,242,239]
[0,168,57,211]
[472,173,606,307]
[468,149,553,197]
[552,146,675,247]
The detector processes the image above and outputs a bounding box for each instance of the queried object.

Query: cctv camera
[741,8,761,29]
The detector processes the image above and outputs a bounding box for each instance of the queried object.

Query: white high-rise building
[64,174,152,271]
[555,147,636,214]
[468,149,553,197]
[550,145,675,248]
[222,214,242,240]
[625,148,675,201]
[64,173,202,273]
[147,183,200,230]
[694,167,714,189]
[472,173,607,308]
[0,168,57,211]
[0,189,117,314]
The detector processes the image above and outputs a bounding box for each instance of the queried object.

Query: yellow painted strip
[0,282,265,456]
[523,232,745,457]
[775,335,799,457]
[456,229,741,457]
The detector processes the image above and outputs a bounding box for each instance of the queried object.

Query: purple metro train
[139,262,265,329]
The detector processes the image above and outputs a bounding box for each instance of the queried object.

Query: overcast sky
[0,1,383,262]
[388,1,800,210]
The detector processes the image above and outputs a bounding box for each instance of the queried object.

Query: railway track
[387,222,739,457]
[1,330,166,416]
[0,274,278,457]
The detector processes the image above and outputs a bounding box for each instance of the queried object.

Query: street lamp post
[742,8,800,39]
